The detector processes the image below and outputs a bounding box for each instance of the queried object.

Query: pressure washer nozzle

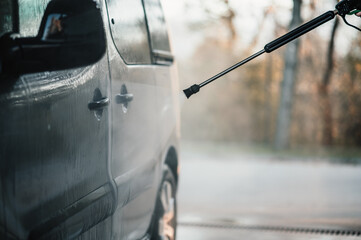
[183,84,200,99]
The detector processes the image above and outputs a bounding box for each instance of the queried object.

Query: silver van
[0,0,180,239]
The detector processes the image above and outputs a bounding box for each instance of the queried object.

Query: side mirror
[0,0,106,75]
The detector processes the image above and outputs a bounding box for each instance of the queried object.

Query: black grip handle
[336,0,361,16]
[264,11,335,53]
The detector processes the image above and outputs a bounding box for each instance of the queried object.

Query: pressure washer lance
[183,0,361,99]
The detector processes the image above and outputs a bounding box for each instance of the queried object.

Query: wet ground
[178,225,361,240]
[176,142,361,239]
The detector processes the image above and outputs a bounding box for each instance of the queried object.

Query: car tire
[150,165,177,240]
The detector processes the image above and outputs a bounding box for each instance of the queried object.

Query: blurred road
[176,142,361,239]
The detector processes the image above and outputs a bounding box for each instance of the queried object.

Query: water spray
[183,0,361,99]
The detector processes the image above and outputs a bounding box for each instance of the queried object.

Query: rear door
[143,0,178,152]
[105,0,160,238]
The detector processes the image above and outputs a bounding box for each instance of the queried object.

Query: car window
[0,0,15,37]
[106,0,151,65]
[18,0,51,37]
[143,0,173,65]
[143,0,170,53]
[0,0,51,38]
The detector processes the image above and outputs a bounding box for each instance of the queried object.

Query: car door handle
[88,97,110,110]
[116,93,134,104]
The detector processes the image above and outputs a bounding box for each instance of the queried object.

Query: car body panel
[0,59,113,239]
[0,0,180,239]
[104,0,160,237]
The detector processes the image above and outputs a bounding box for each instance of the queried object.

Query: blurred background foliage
[163,0,361,155]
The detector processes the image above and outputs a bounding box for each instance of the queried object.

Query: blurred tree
[274,0,302,150]
[220,0,236,45]
[342,34,361,146]
[264,54,273,143]
[318,16,339,146]
[184,0,237,44]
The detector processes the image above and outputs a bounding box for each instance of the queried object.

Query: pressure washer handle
[264,10,336,53]
[337,0,361,17]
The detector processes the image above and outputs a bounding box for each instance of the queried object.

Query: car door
[0,1,114,239]
[142,0,179,154]
[104,0,160,239]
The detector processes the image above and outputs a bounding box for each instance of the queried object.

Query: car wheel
[151,165,177,240]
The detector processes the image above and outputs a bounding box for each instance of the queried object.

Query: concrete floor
[176,142,361,239]
[178,225,361,240]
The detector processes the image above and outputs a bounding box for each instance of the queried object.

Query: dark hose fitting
[336,0,361,16]
[183,84,200,99]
